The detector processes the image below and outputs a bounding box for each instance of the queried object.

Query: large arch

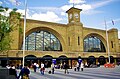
[83,33,106,52]
[42,55,53,68]
[21,27,65,51]
[25,55,37,67]
[98,56,106,65]
[87,56,96,65]
[58,55,68,68]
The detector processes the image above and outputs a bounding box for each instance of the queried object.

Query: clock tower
[66,7,83,52]
[66,7,82,23]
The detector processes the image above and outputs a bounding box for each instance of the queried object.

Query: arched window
[84,36,106,52]
[23,30,62,51]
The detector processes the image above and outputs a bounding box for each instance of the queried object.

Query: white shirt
[36,64,39,68]
[34,63,37,66]
[81,63,84,68]
[41,63,44,68]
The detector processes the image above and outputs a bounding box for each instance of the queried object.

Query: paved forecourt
[27,66,120,79]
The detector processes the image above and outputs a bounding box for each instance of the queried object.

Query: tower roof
[66,7,82,13]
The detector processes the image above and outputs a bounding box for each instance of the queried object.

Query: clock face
[74,13,79,18]
[69,14,72,19]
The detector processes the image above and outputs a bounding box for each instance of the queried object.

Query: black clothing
[9,68,17,78]
[18,67,30,79]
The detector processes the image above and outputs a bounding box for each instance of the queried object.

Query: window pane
[23,30,62,51]
[84,36,106,52]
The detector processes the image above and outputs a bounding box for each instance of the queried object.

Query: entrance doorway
[88,56,96,66]
[25,55,37,67]
[98,56,106,65]
[42,55,53,68]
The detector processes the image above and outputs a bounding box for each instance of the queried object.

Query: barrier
[104,63,115,68]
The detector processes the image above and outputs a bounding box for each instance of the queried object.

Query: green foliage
[0,6,21,52]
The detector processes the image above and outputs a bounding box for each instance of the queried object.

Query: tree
[0,6,20,54]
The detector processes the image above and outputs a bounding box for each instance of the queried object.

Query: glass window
[84,36,106,52]
[22,30,62,51]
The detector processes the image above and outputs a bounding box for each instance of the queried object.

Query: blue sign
[52,59,56,64]
[78,59,82,63]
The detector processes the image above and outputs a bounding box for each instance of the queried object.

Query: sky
[0,0,120,38]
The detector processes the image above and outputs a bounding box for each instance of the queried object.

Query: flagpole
[23,0,27,67]
[73,0,75,7]
[104,19,110,63]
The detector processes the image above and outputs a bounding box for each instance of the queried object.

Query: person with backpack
[18,64,30,79]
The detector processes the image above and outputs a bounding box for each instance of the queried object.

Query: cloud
[75,4,92,11]
[82,10,103,15]
[0,9,12,16]
[17,9,62,23]
[91,0,114,9]
[9,0,21,5]
[28,11,62,22]
[0,1,3,5]
[29,7,60,11]
[9,0,16,4]
[69,0,86,4]
[17,9,26,15]
[60,4,92,11]
[60,5,72,11]
[67,0,115,15]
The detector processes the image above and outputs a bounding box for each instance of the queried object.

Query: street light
[104,19,110,63]
[22,0,27,67]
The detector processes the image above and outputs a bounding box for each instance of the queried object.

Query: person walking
[40,62,45,75]
[51,63,55,74]
[36,63,39,70]
[9,65,17,79]
[18,64,30,79]
[80,62,84,71]
[76,62,80,71]
[33,63,37,72]
[64,62,69,74]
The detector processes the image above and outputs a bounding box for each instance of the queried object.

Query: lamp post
[23,0,27,67]
[104,20,110,63]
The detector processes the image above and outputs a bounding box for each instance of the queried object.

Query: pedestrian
[76,62,80,71]
[80,62,84,71]
[51,63,55,74]
[9,65,17,79]
[18,64,30,79]
[33,63,37,72]
[40,62,45,75]
[64,62,69,74]
[6,64,11,69]
[36,63,39,70]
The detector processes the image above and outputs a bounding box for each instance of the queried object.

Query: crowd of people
[6,61,86,79]
[6,63,30,79]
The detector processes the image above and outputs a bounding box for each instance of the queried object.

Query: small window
[68,37,70,46]
[78,36,80,45]
[111,41,113,48]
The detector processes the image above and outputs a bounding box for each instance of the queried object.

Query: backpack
[18,68,30,79]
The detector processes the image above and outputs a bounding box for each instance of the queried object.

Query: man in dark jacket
[18,64,30,79]
[64,62,69,74]
[9,65,17,78]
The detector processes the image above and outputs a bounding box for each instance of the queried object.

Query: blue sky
[0,0,120,38]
